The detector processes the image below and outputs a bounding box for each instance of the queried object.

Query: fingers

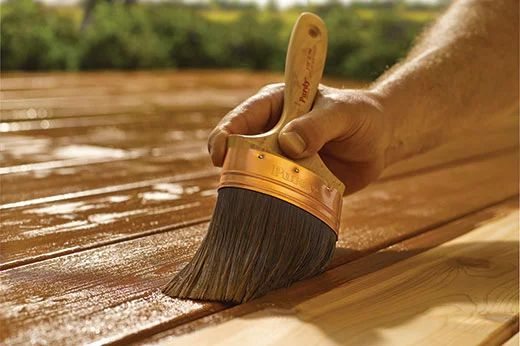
[208,84,284,166]
[278,87,382,159]
[277,88,351,158]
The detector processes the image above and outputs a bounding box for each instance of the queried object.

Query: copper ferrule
[218,147,342,238]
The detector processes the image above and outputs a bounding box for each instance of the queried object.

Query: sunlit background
[1,0,452,79]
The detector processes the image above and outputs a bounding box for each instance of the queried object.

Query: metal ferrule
[218,147,342,238]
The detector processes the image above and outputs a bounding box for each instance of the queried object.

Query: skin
[208,0,519,195]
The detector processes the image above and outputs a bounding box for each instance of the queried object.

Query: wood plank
[166,209,519,346]
[0,72,362,122]
[380,127,518,181]
[0,90,251,118]
[1,150,516,272]
[0,176,218,270]
[0,109,220,137]
[0,139,208,173]
[0,150,217,206]
[0,71,285,92]
[0,161,516,345]
[1,126,516,204]
[0,71,354,94]
[334,151,518,264]
[0,163,219,209]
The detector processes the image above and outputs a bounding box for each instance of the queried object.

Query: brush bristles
[162,187,336,303]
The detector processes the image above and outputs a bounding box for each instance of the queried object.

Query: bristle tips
[163,188,336,303]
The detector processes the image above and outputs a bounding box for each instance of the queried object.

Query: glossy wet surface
[0,71,518,345]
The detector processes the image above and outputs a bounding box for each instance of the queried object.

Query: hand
[208,83,392,194]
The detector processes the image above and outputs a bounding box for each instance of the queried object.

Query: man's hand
[208,83,392,194]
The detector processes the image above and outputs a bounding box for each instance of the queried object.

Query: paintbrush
[163,12,344,303]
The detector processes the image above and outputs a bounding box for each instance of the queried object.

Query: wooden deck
[0,71,518,346]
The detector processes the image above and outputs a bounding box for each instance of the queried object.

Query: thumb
[278,104,352,159]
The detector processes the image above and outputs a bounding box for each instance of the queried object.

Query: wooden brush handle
[227,12,344,193]
[271,12,327,133]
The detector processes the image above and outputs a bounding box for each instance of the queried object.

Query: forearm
[371,0,519,166]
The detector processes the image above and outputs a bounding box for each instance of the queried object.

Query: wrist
[370,75,447,167]
[368,87,406,168]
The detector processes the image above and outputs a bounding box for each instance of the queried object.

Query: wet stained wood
[0,176,218,269]
[0,141,216,205]
[0,70,297,122]
[334,151,518,266]
[1,99,516,203]
[0,70,286,92]
[0,222,226,346]
[1,71,518,346]
[1,130,516,206]
[165,208,519,346]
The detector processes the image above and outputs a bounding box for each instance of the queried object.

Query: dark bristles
[162,187,336,303]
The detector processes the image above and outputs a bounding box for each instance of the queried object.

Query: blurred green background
[0,0,450,80]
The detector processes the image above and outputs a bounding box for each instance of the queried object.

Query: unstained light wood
[502,333,519,346]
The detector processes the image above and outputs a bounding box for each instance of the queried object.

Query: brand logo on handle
[299,77,310,104]
[299,47,315,104]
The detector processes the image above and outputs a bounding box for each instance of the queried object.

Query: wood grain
[167,209,519,346]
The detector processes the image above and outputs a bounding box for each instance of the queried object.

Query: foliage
[1,0,79,70]
[0,0,432,80]
[80,3,170,69]
[338,10,423,79]
[224,11,286,70]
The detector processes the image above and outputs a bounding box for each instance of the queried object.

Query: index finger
[208,83,284,167]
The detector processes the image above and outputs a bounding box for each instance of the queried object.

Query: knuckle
[258,83,284,99]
